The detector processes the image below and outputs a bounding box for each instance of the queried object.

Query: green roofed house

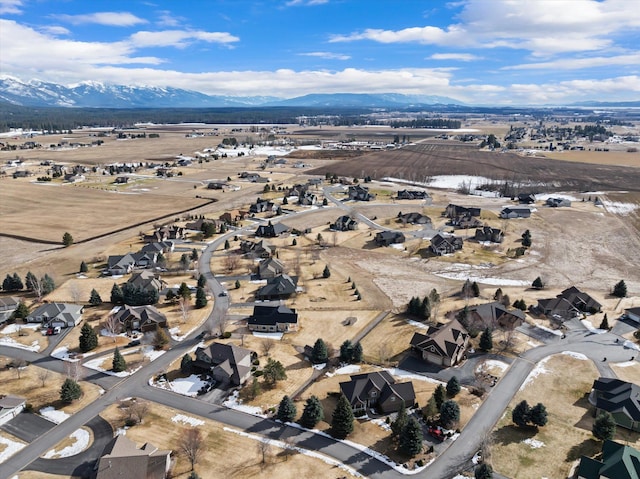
[589,377,640,432]
[577,440,640,479]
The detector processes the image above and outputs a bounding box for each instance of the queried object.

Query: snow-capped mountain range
[0,76,462,109]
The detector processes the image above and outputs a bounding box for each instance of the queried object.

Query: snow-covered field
[0,323,40,335]
[522,438,545,449]
[223,390,265,416]
[39,406,70,424]
[479,360,509,372]
[602,200,638,215]
[0,434,25,463]
[386,368,444,385]
[154,374,208,397]
[0,337,40,352]
[580,320,607,334]
[326,364,361,377]
[171,414,205,427]
[432,263,530,287]
[83,356,141,377]
[43,428,90,458]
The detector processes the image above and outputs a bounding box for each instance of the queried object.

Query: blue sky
[1,0,639,104]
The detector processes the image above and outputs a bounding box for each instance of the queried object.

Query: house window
[370,391,376,397]
[390,396,396,401]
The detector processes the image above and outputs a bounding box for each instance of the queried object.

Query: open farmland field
[308,142,640,192]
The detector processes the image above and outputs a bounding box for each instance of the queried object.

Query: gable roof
[256,274,298,298]
[577,440,640,479]
[26,303,83,324]
[339,371,415,410]
[114,305,167,328]
[196,342,252,386]
[410,319,469,360]
[258,257,285,276]
[468,301,525,326]
[128,270,164,292]
[249,304,298,327]
[96,435,171,479]
[592,377,640,422]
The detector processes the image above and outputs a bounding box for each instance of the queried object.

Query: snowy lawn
[39,406,70,424]
[171,414,204,427]
[153,374,207,397]
[43,428,90,458]
[0,337,40,352]
[0,434,25,463]
[223,390,265,416]
[325,364,361,377]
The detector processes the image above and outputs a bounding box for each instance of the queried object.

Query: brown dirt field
[610,361,640,384]
[490,353,630,479]
[307,143,640,192]
[98,401,341,479]
[542,149,640,167]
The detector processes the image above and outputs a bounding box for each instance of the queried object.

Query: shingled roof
[95,435,171,479]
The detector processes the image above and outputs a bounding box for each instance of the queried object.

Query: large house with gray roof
[339,371,416,415]
[589,378,640,432]
[536,286,602,320]
[26,303,83,328]
[248,304,298,333]
[113,305,167,333]
[193,342,255,387]
[94,435,171,479]
[255,274,298,300]
[410,319,469,367]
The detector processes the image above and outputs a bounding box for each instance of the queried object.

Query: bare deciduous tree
[218,314,229,336]
[65,360,82,382]
[68,283,83,303]
[261,338,275,357]
[37,367,50,387]
[257,440,271,465]
[178,298,190,324]
[102,314,121,342]
[224,253,239,272]
[13,359,27,379]
[121,399,150,425]
[179,427,204,471]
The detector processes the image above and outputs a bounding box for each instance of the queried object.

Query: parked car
[428,425,445,441]
[46,326,61,336]
[218,291,228,297]
[125,339,141,348]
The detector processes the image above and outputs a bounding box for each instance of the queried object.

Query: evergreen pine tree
[89,289,102,306]
[181,354,193,374]
[153,326,169,350]
[613,280,627,298]
[311,338,328,364]
[60,378,82,403]
[530,403,548,427]
[471,281,480,297]
[262,358,287,386]
[532,276,544,289]
[277,395,297,423]
[41,274,55,294]
[331,394,354,439]
[80,261,88,273]
[178,282,192,300]
[479,327,493,351]
[399,417,423,457]
[79,322,98,353]
[339,340,353,363]
[599,314,609,330]
[112,347,127,373]
[323,265,331,278]
[440,400,461,429]
[420,296,431,319]
[224,239,230,250]
[446,376,461,398]
[111,283,124,304]
[300,395,324,428]
[195,287,208,308]
[424,395,439,419]
[197,275,207,288]
[12,302,29,320]
[62,232,74,247]
[235,279,241,289]
[475,463,493,479]
[434,384,446,410]
[493,288,504,302]
[391,402,408,438]
[352,342,363,363]
[512,400,531,427]
[11,273,24,291]
[593,411,616,441]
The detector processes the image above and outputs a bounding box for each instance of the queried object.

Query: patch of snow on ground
[43,428,90,458]
[624,340,640,352]
[164,374,208,397]
[523,438,545,448]
[479,360,509,372]
[0,434,26,463]
[223,427,364,477]
[223,390,266,416]
[427,175,494,190]
[51,346,79,362]
[386,368,444,385]
[520,356,552,390]
[251,332,284,339]
[533,324,563,336]
[602,200,638,215]
[39,407,70,424]
[312,363,326,370]
[581,320,607,334]
[172,414,205,427]
[535,193,580,201]
[561,351,589,360]
[406,319,429,330]
[326,364,361,377]
[390,243,406,251]
[0,337,40,352]
[143,346,165,361]
[615,361,637,367]
[371,418,392,432]
[170,325,199,341]
[83,356,141,377]
[432,262,529,286]
[1,323,40,335]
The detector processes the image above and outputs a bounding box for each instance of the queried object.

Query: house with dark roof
[537,286,602,320]
[0,395,26,426]
[474,226,504,243]
[466,302,526,330]
[500,207,532,219]
[219,209,249,225]
[255,222,290,238]
[240,239,275,258]
[348,185,375,201]
[185,217,223,232]
[331,215,359,231]
[397,190,430,201]
[140,241,174,254]
[248,304,298,332]
[517,193,536,204]
[255,274,298,300]
[258,257,285,279]
[589,378,640,432]
[410,319,469,367]
[127,270,166,294]
[430,232,463,255]
[375,231,405,246]
[193,342,254,386]
[546,197,572,207]
[249,198,275,214]
[339,371,416,415]
[397,212,432,225]
[0,296,20,325]
[298,191,318,205]
[625,307,640,323]
[114,305,167,333]
[444,204,481,218]
[577,440,640,479]
[94,435,171,479]
[450,213,483,229]
[26,303,83,328]
[107,252,158,276]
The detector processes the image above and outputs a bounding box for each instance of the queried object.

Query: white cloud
[53,11,148,27]
[429,53,481,61]
[504,53,640,70]
[286,0,330,6]
[0,0,23,15]
[156,11,184,27]
[40,25,71,36]
[128,30,239,48]
[299,51,351,60]
[330,0,640,56]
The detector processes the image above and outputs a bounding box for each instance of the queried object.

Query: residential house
[287,184,309,197]
[249,198,275,214]
[127,270,166,294]
[107,252,158,276]
[397,190,430,201]
[375,231,405,246]
[207,181,227,190]
[239,172,264,182]
[114,305,167,332]
[450,214,483,229]
[307,178,323,186]
[298,191,318,205]
[114,176,129,184]
[248,304,298,332]
[0,395,26,426]
[240,239,276,259]
[140,241,174,254]
[546,197,572,207]
[625,307,640,323]
[517,193,536,204]
[0,296,20,325]
[474,226,504,243]
[12,170,31,178]
[64,173,85,183]
[410,319,469,367]
[158,225,187,240]
[185,217,223,232]
[465,302,525,330]
[258,257,285,279]
[500,207,532,219]
[339,371,416,415]
[430,233,464,255]
[576,440,640,479]
[537,286,602,320]
[26,303,83,328]
[348,185,375,201]
[219,210,249,225]
[397,212,432,225]
[255,222,290,238]
[255,274,298,300]
[94,435,171,479]
[331,215,359,231]
[589,378,640,432]
[193,342,255,386]
[444,204,481,218]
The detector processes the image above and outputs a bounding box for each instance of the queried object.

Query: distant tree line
[390,118,461,129]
